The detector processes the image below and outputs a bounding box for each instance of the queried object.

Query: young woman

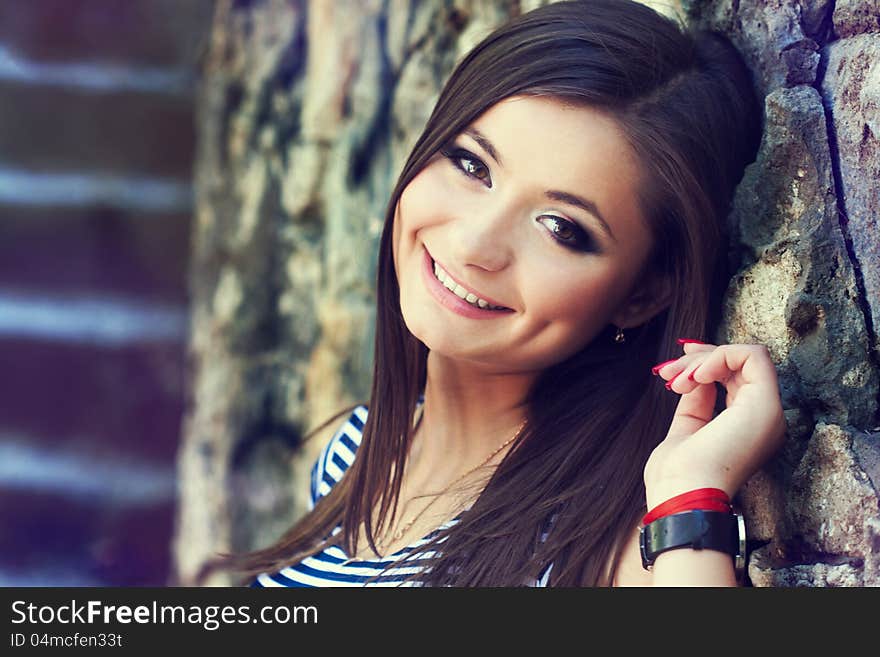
[204,0,787,587]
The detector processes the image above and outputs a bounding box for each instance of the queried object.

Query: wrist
[650,545,739,587]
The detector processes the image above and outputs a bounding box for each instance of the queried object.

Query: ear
[610,271,673,329]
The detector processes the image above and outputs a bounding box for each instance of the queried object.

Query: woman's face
[393,95,661,373]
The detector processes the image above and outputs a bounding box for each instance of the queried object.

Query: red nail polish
[676,338,706,345]
[665,371,682,389]
[687,370,696,381]
[651,359,676,375]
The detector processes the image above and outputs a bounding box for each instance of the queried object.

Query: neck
[408,351,533,476]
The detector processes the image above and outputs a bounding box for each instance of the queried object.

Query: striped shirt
[251,399,553,587]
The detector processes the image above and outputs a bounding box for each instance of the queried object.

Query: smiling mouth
[429,257,511,311]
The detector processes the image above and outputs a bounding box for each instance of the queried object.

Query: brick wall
[0,0,213,586]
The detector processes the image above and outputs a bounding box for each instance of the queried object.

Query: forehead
[467,95,647,237]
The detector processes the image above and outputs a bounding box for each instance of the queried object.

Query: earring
[613,326,626,344]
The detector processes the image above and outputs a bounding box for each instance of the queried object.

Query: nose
[451,197,516,272]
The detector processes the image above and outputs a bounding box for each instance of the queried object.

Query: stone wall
[175,0,880,586]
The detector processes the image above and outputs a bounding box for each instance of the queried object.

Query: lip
[422,247,514,319]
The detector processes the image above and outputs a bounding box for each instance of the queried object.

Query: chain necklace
[344,410,527,564]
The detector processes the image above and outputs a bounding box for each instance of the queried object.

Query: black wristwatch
[639,509,746,577]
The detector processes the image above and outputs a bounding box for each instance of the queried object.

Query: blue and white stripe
[252,399,553,587]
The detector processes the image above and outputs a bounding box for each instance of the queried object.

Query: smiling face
[392,95,669,373]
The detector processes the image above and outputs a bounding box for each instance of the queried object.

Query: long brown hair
[201,0,763,586]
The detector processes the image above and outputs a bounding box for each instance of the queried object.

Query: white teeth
[432,260,506,310]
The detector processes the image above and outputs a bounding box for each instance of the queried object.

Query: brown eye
[538,215,596,253]
[461,156,488,180]
[440,147,492,186]
[545,216,574,240]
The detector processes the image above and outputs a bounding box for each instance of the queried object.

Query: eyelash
[438,146,596,253]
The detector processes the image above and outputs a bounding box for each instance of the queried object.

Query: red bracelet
[642,487,731,525]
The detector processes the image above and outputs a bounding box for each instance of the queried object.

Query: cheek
[398,167,457,233]
[395,176,429,270]
[509,266,625,370]
[525,265,623,329]
[393,177,425,260]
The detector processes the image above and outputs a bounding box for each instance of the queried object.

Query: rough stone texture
[833,0,880,39]
[686,1,880,586]
[176,0,880,585]
[819,34,880,356]
[748,545,864,586]
[721,85,877,429]
[685,0,823,96]
[175,0,315,585]
[786,424,880,557]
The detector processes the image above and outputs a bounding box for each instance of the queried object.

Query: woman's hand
[644,341,787,509]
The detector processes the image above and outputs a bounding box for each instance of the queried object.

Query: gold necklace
[373,416,527,555]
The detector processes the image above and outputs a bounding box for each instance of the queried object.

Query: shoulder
[310,404,369,506]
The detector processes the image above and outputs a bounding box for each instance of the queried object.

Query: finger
[690,343,778,389]
[653,351,702,378]
[654,351,712,390]
[666,356,712,393]
[653,342,716,378]
[664,376,718,441]
[680,340,716,355]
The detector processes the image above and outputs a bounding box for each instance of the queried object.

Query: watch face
[639,526,651,570]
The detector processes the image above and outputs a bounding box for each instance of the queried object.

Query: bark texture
[175,0,880,586]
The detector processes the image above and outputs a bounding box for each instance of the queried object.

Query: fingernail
[676,338,706,345]
[651,359,676,375]
[665,371,682,390]
[687,370,696,381]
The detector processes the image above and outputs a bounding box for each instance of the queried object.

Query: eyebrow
[463,126,617,243]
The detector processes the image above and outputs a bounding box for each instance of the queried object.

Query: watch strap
[639,509,741,570]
